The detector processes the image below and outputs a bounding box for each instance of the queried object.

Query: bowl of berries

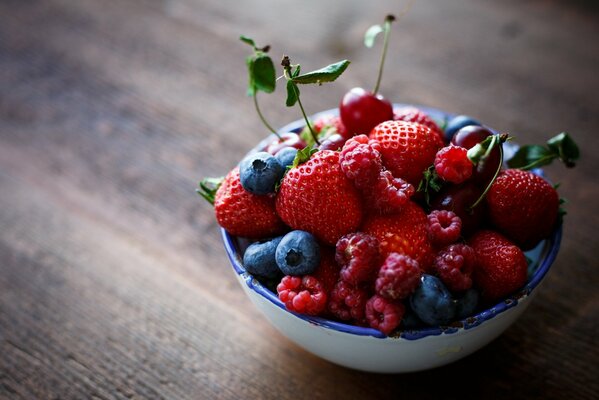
[198,17,578,373]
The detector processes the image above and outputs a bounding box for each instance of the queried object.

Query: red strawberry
[313,114,349,140]
[369,120,441,186]
[486,169,560,250]
[394,106,444,146]
[276,150,363,245]
[361,201,435,272]
[214,167,287,238]
[312,246,341,295]
[469,230,528,302]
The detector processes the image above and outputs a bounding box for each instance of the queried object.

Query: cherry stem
[468,133,508,211]
[253,92,281,139]
[373,15,395,95]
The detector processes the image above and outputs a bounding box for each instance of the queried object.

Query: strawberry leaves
[197,177,224,205]
[508,132,579,170]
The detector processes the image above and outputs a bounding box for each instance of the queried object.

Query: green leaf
[240,35,256,48]
[292,146,318,168]
[291,60,350,85]
[245,56,256,97]
[547,132,579,168]
[286,80,299,107]
[364,24,384,48]
[507,145,556,170]
[197,177,224,205]
[417,166,444,206]
[253,54,276,93]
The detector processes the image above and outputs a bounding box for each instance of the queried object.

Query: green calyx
[507,132,579,170]
[417,166,443,206]
[197,177,225,205]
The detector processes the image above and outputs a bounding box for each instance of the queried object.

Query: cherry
[264,132,306,155]
[318,133,346,151]
[339,88,393,136]
[431,182,487,237]
[451,125,501,184]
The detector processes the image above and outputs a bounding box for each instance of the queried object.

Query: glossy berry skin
[265,132,306,155]
[365,295,405,335]
[313,114,349,140]
[394,106,444,146]
[274,147,298,169]
[214,167,286,239]
[444,115,481,143]
[370,120,441,186]
[487,169,560,250]
[243,236,285,279]
[277,275,327,315]
[318,134,347,151]
[454,288,480,319]
[239,152,285,195]
[410,274,456,326]
[276,150,363,245]
[311,247,341,295]
[275,230,321,276]
[340,87,394,136]
[451,125,500,184]
[430,182,487,238]
[335,232,380,285]
[469,230,528,302]
[362,201,435,272]
[434,145,473,184]
[375,253,422,300]
[427,210,462,247]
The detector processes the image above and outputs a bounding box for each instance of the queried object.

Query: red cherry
[451,126,501,184]
[318,134,346,151]
[339,87,393,136]
[265,132,307,155]
[430,182,487,237]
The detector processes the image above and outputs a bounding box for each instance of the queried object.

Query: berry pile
[198,17,579,336]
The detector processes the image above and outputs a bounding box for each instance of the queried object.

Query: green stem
[468,139,504,211]
[294,86,319,145]
[373,15,395,95]
[253,92,280,139]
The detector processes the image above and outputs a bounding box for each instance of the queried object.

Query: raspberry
[375,253,422,300]
[328,281,369,323]
[433,244,476,292]
[365,295,405,335]
[427,210,462,246]
[339,135,383,188]
[336,232,380,284]
[434,145,473,184]
[366,170,414,214]
[277,275,327,315]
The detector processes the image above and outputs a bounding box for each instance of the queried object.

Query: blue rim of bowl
[221,104,563,340]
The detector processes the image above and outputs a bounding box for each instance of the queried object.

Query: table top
[1,0,598,399]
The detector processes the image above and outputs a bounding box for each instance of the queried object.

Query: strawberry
[312,246,341,295]
[393,106,444,146]
[313,114,349,139]
[276,150,363,245]
[469,230,528,302]
[214,167,286,238]
[361,201,435,272]
[486,169,560,250]
[369,120,442,186]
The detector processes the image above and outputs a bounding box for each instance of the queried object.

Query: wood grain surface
[1,0,598,399]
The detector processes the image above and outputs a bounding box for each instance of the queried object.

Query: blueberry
[239,152,285,195]
[454,288,480,319]
[410,275,456,326]
[274,147,298,169]
[444,115,481,143]
[275,230,320,276]
[400,306,425,330]
[243,236,285,279]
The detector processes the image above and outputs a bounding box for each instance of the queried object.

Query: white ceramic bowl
[221,105,562,373]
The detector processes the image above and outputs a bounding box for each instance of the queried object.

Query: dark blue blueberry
[444,115,481,143]
[242,236,285,279]
[454,288,480,319]
[274,147,298,169]
[239,152,285,195]
[410,275,456,326]
[400,305,425,330]
[275,230,320,276]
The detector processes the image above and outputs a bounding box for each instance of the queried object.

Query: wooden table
[1,0,597,398]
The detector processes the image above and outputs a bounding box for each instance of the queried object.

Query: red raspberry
[339,135,382,188]
[427,210,462,246]
[375,253,422,300]
[365,170,415,214]
[434,145,473,184]
[365,295,405,335]
[336,232,380,284]
[328,281,369,323]
[433,244,476,292]
[277,275,327,315]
